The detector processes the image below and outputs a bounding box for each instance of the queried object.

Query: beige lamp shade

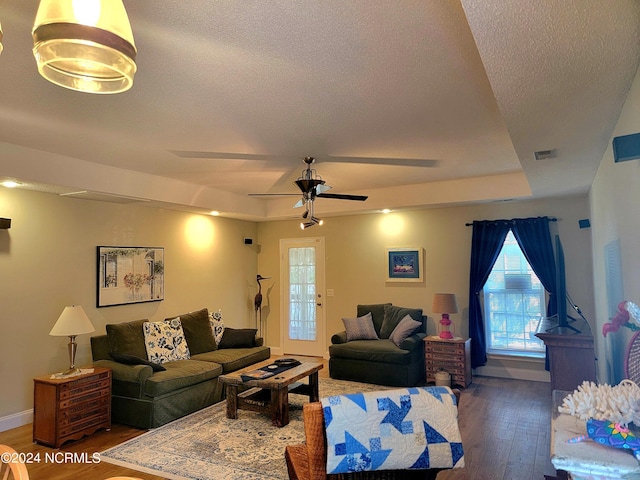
[50,305,95,336]
[432,293,459,314]
[32,0,137,94]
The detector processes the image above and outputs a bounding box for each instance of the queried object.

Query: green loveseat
[91,308,270,429]
[329,303,426,387]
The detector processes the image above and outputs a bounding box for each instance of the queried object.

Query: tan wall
[590,65,640,384]
[0,168,598,420]
[0,188,258,418]
[257,194,594,379]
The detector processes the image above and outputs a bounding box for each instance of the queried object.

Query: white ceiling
[1,0,639,221]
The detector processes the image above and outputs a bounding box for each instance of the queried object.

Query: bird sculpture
[254,274,271,336]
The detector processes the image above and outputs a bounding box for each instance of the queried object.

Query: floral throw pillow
[209,309,225,345]
[143,317,191,364]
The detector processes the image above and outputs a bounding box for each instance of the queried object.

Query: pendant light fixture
[32,0,137,94]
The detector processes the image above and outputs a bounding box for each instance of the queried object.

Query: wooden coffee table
[219,357,323,427]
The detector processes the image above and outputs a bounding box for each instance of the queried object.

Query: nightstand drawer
[59,413,110,437]
[59,384,110,409]
[59,396,110,425]
[426,343,466,355]
[431,358,465,368]
[59,374,110,400]
[425,352,463,362]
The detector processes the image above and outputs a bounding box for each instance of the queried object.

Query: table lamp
[432,293,458,339]
[50,305,95,374]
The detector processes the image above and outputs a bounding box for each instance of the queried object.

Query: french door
[280,237,325,357]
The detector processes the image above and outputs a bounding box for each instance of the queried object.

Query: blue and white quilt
[320,386,464,474]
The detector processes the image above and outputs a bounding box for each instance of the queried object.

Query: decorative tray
[275,358,301,366]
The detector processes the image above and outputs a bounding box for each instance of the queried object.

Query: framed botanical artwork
[97,246,164,307]
[386,247,423,282]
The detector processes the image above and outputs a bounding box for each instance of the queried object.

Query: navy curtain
[468,220,510,368]
[511,216,557,317]
[469,216,557,368]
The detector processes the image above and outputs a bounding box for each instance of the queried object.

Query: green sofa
[329,303,426,387]
[91,308,270,429]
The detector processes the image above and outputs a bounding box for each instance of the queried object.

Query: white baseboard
[269,346,284,356]
[474,365,550,383]
[0,409,33,432]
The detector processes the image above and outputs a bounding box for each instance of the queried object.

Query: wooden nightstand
[33,367,111,448]
[424,336,472,388]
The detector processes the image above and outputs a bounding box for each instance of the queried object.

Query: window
[483,231,545,356]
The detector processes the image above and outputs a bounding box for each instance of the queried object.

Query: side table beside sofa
[91,307,270,429]
[33,367,111,448]
[424,336,472,388]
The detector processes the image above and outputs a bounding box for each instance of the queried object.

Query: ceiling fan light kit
[300,193,323,229]
[32,0,136,94]
[300,217,323,230]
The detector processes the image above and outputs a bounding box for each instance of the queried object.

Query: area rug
[100,378,390,480]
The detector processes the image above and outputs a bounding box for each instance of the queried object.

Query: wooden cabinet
[33,367,111,448]
[424,336,472,388]
[535,317,596,392]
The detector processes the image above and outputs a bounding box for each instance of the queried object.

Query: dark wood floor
[439,375,557,480]
[0,359,557,479]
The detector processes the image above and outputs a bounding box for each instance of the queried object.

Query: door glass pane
[289,247,316,341]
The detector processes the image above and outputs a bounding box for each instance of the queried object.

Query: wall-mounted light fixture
[31,0,137,94]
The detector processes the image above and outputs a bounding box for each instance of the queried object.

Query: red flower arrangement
[123,272,151,294]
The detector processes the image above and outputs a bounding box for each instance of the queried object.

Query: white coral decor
[558,380,640,426]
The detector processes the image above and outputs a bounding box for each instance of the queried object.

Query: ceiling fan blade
[170,151,437,167]
[171,150,437,167]
[248,193,300,197]
[317,193,368,201]
[170,150,275,160]
[325,156,438,167]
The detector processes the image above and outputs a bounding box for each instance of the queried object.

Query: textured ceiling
[1,0,639,221]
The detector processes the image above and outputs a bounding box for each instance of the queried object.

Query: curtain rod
[465,216,557,226]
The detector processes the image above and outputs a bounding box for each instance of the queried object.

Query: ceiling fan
[169,151,438,194]
[169,150,439,227]
[249,156,368,228]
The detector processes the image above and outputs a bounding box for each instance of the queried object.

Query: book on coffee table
[242,369,274,380]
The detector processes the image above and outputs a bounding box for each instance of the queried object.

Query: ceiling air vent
[534,149,557,160]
